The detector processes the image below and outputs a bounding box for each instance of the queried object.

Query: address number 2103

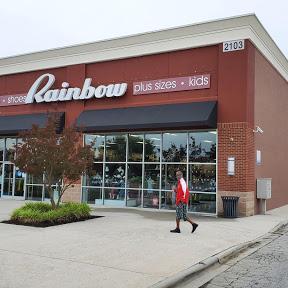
[223,40,245,52]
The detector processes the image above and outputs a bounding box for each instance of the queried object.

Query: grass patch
[2,202,102,227]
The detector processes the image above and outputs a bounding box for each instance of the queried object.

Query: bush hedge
[10,202,92,226]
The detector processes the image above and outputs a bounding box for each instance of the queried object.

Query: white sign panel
[227,157,235,176]
[223,40,245,52]
[256,150,261,165]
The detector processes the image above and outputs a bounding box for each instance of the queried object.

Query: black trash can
[221,196,239,218]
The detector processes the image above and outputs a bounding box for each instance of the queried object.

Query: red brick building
[0,15,287,216]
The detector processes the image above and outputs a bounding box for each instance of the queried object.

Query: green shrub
[11,202,91,225]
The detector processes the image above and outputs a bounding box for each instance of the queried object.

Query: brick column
[62,183,81,203]
[218,122,255,216]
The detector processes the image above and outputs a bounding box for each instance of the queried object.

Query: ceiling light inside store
[165,133,177,136]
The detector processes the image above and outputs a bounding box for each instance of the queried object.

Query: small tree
[14,117,94,209]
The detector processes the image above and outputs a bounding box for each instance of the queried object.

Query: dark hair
[176,169,183,175]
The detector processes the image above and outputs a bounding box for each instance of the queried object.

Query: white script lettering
[25,73,127,104]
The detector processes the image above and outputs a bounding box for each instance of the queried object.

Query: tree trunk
[56,181,62,208]
[45,184,56,210]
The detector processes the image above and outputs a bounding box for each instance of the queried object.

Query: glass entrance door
[14,167,25,197]
[3,163,13,196]
[1,163,25,199]
[0,163,2,197]
[0,138,25,199]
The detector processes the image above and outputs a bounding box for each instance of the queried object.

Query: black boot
[192,223,198,233]
[170,228,180,233]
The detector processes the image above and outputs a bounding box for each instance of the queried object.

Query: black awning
[0,112,65,135]
[76,101,217,132]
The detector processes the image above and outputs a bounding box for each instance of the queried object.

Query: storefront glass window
[161,164,186,210]
[127,189,141,207]
[143,190,160,209]
[27,174,43,185]
[14,167,25,197]
[82,187,102,205]
[0,138,4,161]
[0,163,2,191]
[127,164,142,189]
[104,188,125,202]
[85,134,105,162]
[144,134,161,162]
[162,133,187,162]
[144,164,160,190]
[188,193,216,214]
[188,132,216,163]
[104,163,126,189]
[5,138,16,162]
[82,163,103,187]
[26,185,43,201]
[161,164,186,190]
[188,164,216,192]
[106,135,126,162]
[128,134,143,162]
[82,130,217,214]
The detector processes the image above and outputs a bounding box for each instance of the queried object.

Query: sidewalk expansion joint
[0,248,155,277]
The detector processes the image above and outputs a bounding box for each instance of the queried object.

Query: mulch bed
[1,215,104,228]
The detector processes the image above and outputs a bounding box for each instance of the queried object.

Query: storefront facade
[0,15,287,216]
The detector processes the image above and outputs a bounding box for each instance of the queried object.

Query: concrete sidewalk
[0,199,288,288]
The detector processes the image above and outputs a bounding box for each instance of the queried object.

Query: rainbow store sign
[0,73,128,106]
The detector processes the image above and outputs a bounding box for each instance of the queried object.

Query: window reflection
[128,134,143,162]
[189,132,216,163]
[162,133,187,162]
[5,138,16,162]
[85,135,104,162]
[106,135,126,162]
[27,174,43,185]
[0,138,4,161]
[144,134,160,162]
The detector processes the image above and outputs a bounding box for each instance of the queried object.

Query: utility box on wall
[257,178,272,199]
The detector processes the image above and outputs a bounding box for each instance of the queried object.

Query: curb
[149,219,288,288]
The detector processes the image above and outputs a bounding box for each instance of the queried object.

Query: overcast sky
[0,0,287,59]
